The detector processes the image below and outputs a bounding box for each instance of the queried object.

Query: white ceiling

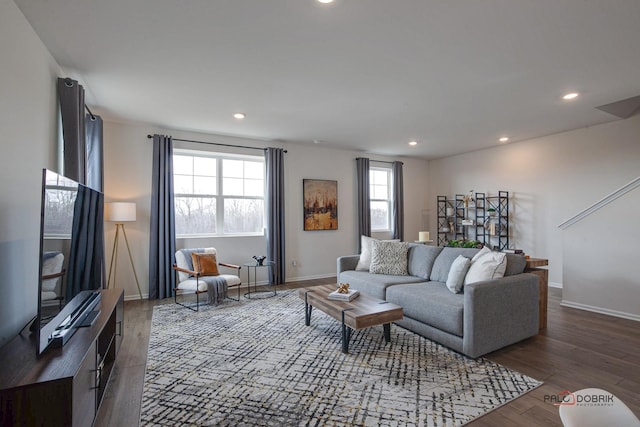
[15,0,640,159]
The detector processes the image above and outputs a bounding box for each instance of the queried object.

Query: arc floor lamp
[106,202,143,300]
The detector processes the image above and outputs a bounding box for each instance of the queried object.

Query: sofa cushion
[407,245,443,279]
[504,254,527,276]
[338,270,424,300]
[430,247,481,282]
[446,255,471,294]
[370,240,409,275]
[464,250,507,285]
[386,282,464,337]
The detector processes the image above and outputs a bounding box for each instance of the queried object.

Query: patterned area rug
[140,290,541,426]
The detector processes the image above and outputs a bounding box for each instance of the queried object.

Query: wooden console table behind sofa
[525,258,549,330]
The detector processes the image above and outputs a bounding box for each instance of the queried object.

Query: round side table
[243,261,276,299]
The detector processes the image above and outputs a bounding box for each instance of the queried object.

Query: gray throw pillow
[370,240,409,275]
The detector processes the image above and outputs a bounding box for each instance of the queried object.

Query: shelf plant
[446,239,484,248]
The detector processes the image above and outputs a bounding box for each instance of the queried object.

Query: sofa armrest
[463,273,539,358]
[337,255,360,277]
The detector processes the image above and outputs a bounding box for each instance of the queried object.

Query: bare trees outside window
[174,151,264,236]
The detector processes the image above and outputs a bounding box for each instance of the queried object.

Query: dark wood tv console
[0,288,124,426]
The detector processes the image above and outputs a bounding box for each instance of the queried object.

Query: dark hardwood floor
[95,279,640,426]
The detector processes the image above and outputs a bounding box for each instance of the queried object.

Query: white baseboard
[560,300,640,322]
[124,293,149,301]
[549,281,563,289]
[285,273,336,282]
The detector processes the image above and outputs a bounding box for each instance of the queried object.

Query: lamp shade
[105,202,136,222]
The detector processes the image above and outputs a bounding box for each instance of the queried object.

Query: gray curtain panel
[149,134,176,299]
[58,77,87,184]
[392,161,404,241]
[66,185,105,300]
[356,157,371,251]
[265,147,285,285]
[86,114,103,192]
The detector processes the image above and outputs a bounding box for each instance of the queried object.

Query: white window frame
[173,149,265,238]
[370,166,392,232]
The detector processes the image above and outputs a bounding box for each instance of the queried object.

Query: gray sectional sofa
[337,245,539,358]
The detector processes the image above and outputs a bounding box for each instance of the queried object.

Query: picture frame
[303,179,338,231]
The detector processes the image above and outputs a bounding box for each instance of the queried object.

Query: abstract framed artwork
[303,179,338,231]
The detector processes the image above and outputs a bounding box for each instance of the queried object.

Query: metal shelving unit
[485,191,510,250]
[437,191,509,249]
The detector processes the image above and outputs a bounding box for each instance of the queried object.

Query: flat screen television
[36,169,105,355]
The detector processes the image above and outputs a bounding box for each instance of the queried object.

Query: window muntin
[173,151,264,236]
[222,159,264,197]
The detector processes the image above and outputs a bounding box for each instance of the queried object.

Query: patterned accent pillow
[369,240,409,275]
[191,252,220,276]
[356,235,401,270]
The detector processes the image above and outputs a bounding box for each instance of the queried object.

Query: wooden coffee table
[298,284,403,353]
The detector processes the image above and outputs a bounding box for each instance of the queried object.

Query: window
[43,170,78,238]
[370,167,391,231]
[173,150,265,236]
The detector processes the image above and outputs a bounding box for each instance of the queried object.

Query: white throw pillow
[356,235,375,270]
[446,255,471,294]
[464,250,507,285]
[471,246,491,263]
[369,240,409,275]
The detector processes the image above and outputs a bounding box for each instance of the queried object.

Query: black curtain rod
[357,158,402,165]
[146,134,287,153]
[85,104,96,120]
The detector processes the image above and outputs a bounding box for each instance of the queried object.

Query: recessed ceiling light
[562,92,579,100]
[499,137,510,143]
[408,141,418,146]
[317,0,335,3]
[233,112,246,119]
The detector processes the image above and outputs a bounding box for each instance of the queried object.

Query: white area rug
[140,290,541,426]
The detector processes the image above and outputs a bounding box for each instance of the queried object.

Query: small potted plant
[487,208,497,217]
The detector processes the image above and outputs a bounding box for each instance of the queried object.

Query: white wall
[428,114,640,289]
[0,0,61,346]
[103,120,430,299]
[562,186,640,320]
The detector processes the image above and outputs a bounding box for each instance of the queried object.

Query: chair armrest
[463,273,539,358]
[173,264,200,278]
[42,269,66,280]
[218,262,241,270]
